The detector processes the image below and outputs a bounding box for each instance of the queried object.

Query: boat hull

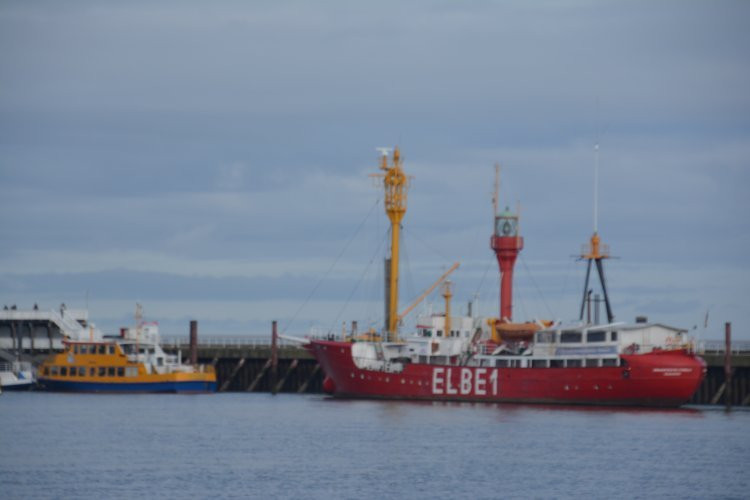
[0,381,35,391]
[309,340,706,407]
[37,377,216,393]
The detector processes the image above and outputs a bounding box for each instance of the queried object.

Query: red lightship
[301,149,704,407]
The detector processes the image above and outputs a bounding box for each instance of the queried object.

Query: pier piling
[725,322,732,409]
[190,320,198,366]
[271,321,279,395]
[275,358,299,393]
[247,358,272,392]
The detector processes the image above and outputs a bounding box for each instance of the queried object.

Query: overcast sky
[1,1,748,340]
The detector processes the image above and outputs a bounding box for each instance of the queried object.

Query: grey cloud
[1,1,749,338]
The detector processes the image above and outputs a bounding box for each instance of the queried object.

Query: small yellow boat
[37,307,216,393]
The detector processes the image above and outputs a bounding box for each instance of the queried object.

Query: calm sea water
[1,393,748,500]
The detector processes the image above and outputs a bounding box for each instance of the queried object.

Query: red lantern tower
[490,165,523,322]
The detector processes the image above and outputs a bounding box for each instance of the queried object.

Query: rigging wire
[281,197,382,335]
[469,258,495,319]
[404,225,453,264]
[474,259,494,299]
[516,274,530,322]
[520,253,555,319]
[559,256,576,306]
[328,228,389,334]
[401,228,417,310]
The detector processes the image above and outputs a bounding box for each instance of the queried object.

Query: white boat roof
[542,321,686,334]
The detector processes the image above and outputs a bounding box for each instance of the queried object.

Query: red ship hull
[308,340,706,407]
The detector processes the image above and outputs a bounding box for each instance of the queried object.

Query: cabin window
[108,345,115,355]
[61,366,68,376]
[98,367,106,377]
[107,367,115,376]
[89,367,96,376]
[566,359,582,367]
[536,331,556,343]
[51,366,59,376]
[77,366,85,376]
[98,345,106,354]
[532,359,548,368]
[585,359,599,367]
[602,358,617,367]
[421,329,431,337]
[587,331,606,343]
[117,367,124,377]
[495,359,508,367]
[73,345,79,354]
[125,367,138,377]
[436,330,443,337]
[43,367,49,376]
[550,359,563,368]
[610,331,618,341]
[560,331,582,343]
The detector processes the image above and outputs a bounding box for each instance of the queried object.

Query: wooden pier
[161,338,324,394]
[3,312,750,405]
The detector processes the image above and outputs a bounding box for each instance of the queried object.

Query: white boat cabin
[350,315,690,373]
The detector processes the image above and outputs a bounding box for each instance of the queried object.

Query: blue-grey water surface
[1,393,748,499]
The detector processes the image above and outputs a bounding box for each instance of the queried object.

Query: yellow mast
[372,147,410,341]
[397,262,459,322]
[442,280,453,338]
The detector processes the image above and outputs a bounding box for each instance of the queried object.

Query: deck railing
[157,336,750,354]
[0,361,33,373]
[160,336,307,349]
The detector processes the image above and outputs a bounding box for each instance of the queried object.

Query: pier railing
[696,340,750,355]
[159,336,750,354]
[161,336,308,349]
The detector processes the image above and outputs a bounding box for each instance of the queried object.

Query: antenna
[493,163,500,217]
[516,199,522,247]
[594,143,599,233]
